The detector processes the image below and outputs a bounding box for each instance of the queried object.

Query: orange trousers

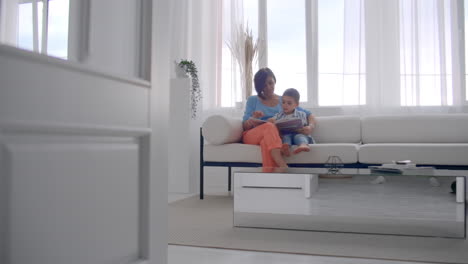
[242,122,283,172]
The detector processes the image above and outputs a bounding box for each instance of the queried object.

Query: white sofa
[199,114,468,199]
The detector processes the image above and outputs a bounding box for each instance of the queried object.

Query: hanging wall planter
[177,60,202,119]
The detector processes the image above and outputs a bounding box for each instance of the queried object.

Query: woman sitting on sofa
[242,67,316,172]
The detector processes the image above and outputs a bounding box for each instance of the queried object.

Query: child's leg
[292,134,311,154]
[281,134,292,157]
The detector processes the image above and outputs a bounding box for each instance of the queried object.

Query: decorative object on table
[226,23,263,100]
[369,160,434,175]
[324,156,344,173]
[320,156,350,178]
[177,59,202,119]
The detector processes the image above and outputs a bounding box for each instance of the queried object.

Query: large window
[18,0,69,59]
[318,0,365,106]
[221,0,258,107]
[220,0,467,109]
[267,0,307,101]
[400,0,453,106]
[220,0,366,108]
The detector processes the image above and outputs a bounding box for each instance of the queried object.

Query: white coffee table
[233,168,467,238]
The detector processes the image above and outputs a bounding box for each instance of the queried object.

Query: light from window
[17,0,69,59]
[221,0,258,107]
[267,0,307,101]
[399,0,453,106]
[18,2,43,51]
[318,0,366,106]
[47,0,69,58]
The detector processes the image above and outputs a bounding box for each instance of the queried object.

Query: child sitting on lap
[268,88,314,156]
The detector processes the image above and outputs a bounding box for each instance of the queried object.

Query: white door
[0,0,166,262]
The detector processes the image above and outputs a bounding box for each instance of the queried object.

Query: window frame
[461,0,468,103]
[219,0,468,109]
[258,0,318,108]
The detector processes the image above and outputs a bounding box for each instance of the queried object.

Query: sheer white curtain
[211,0,466,115]
[220,0,245,109]
[318,0,366,107]
[399,0,458,108]
[343,0,465,115]
[357,0,401,115]
[169,0,222,114]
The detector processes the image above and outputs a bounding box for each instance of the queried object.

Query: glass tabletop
[233,167,466,238]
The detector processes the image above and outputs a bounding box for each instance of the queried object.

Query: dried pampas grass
[227,23,263,100]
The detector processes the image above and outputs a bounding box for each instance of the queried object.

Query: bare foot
[281,143,291,157]
[293,144,310,154]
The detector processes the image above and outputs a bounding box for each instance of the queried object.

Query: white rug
[169,195,468,264]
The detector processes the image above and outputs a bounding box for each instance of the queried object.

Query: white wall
[150,0,172,263]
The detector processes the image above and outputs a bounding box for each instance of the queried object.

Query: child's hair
[282,88,300,103]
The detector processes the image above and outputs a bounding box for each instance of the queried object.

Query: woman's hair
[254,67,276,99]
[282,88,300,103]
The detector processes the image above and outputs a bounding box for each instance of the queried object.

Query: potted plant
[177,59,202,119]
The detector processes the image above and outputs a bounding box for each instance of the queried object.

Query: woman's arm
[242,96,256,122]
[243,118,254,131]
[296,106,311,117]
[242,96,257,130]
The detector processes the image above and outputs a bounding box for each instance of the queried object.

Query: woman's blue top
[242,95,311,122]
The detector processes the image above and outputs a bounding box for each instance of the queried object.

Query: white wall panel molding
[0,120,151,138]
[0,134,148,264]
[0,50,150,128]
[0,44,150,88]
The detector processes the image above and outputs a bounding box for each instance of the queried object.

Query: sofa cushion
[204,143,359,164]
[361,114,468,143]
[359,143,468,165]
[204,143,262,163]
[202,115,243,145]
[313,116,361,143]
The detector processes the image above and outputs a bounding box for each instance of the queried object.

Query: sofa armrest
[202,115,244,145]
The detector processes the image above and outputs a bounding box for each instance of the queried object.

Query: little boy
[268,88,314,156]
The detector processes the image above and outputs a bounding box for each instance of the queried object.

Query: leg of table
[304,174,318,198]
[456,177,465,203]
[228,167,232,192]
